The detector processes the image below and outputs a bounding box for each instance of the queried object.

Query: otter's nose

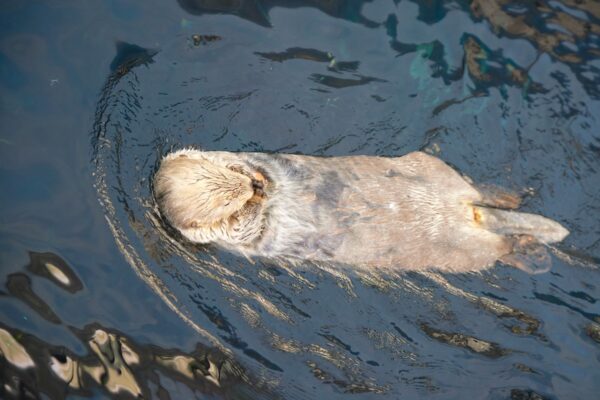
[252,179,265,197]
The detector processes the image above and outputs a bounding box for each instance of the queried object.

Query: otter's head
[154,155,255,231]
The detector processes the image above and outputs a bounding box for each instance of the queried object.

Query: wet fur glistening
[153,149,569,273]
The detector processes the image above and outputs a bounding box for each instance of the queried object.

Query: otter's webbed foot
[500,235,551,274]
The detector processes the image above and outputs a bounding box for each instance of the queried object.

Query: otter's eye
[224,202,231,206]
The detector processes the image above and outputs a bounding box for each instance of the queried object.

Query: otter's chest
[260,155,479,265]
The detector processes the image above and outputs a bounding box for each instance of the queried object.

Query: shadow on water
[2,0,600,398]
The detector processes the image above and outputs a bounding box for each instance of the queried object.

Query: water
[1,1,600,399]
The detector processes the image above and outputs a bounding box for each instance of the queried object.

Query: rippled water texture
[2,1,600,399]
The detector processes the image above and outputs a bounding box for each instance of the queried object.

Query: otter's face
[154,155,254,230]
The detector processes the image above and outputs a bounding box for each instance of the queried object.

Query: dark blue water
[2,1,600,399]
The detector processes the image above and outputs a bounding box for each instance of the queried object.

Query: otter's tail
[475,206,569,244]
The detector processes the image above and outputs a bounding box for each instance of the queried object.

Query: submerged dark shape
[109,41,157,75]
[176,0,379,28]
[6,273,62,324]
[310,73,385,88]
[256,47,360,72]
[256,47,375,89]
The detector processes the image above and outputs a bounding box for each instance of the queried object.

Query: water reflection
[178,0,600,99]
[469,0,600,98]
[26,251,83,293]
[255,48,385,89]
[177,0,380,28]
[420,322,510,359]
[0,251,273,399]
[6,273,62,324]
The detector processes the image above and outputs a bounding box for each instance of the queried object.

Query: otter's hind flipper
[474,206,569,244]
[500,235,552,274]
[476,185,522,210]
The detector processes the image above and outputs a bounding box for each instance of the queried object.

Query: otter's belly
[262,152,510,271]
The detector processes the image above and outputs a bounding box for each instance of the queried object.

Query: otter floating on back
[153,149,569,273]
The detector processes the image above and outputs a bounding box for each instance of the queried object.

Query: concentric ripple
[88,2,600,398]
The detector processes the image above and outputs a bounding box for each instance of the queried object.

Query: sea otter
[153,149,569,273]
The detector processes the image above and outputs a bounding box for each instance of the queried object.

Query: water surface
[1,1,600,399]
